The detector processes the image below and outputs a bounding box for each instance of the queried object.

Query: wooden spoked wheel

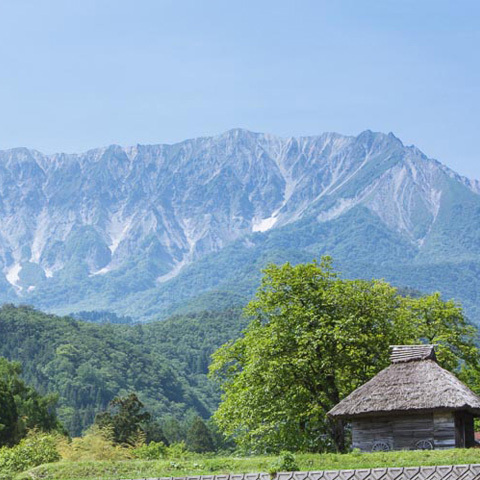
[372,441,391,451]
[415,439,434,450]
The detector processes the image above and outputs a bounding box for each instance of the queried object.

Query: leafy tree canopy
[210,257,480,453]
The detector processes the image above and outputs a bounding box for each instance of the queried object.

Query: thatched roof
[328,345,480,419]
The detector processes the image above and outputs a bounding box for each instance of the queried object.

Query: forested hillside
[0,305,246,436]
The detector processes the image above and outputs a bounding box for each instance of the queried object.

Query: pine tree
[186,416,214,453]
[95,393,151,445]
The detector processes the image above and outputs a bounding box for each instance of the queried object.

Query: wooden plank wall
[352,413,457,451]
[352,416,393,451]
[393,415,433,450]
[433,412,455,449]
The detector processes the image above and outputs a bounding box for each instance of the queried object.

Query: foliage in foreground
[210,258,480,453]
[17,449,480,480]
[0,426,210,479]
[0,431,60,478]
[268,451,299,476]
[2,421,480,480]
[0,358,63,447]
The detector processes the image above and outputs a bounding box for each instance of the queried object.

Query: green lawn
[16,449,480,480]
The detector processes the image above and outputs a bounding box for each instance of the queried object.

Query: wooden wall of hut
[351,412,460,452]
[454,411,475,448]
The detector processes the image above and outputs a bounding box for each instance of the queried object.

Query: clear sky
[1,0,479,178]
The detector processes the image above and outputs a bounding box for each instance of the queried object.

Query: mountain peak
[0,130,479,323]
[219,128,261,140]
[387,131,404,146]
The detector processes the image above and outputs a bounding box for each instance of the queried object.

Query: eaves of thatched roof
[328,358,480,419]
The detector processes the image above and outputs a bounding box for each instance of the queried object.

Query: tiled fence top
[129,464,480,480]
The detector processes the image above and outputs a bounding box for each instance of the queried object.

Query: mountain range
[1,128,480,323]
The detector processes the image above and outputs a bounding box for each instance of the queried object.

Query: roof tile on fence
[383,468,403,480]
[323,471,340,480]
[293,473,309,480]
[308,472,325,480]
[399,467,420,479]
[350,470,371,480]
[336,471,355,480]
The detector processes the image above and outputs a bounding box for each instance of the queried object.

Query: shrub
[269,451,299,477]
[165,441,191,459]
[59,426,132,461]
[0,431,60,475]
[133,440,168,460]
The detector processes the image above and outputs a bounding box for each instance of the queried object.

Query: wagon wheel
[372,441,391,451]
[414,439,434,450]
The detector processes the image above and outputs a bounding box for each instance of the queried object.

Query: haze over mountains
[1,129,480,323]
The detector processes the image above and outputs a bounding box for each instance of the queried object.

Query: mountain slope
[1,129,480,321]
[0,304,246,435]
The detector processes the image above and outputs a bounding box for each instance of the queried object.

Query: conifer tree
[0,381,18,446]
[186,416,214,453]
[95,393,151,445]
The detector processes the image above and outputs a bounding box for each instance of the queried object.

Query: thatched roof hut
[328,345,480,451]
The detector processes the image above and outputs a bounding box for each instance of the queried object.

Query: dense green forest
[0,305,247,436]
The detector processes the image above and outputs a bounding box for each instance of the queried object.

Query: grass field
[16,449,480,480]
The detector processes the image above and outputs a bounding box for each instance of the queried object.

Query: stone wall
[129,464,480,480]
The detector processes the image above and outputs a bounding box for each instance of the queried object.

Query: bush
[0,431,60,475]
[59,426,132,461]
[269,451,299,477]
[165,441,191,460]
[133,440,168,460]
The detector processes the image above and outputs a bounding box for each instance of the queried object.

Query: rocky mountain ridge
[1,129,479,322]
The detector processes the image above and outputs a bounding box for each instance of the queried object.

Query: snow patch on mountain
[90,265,114,276]
[107,215,133,255]
[252,215,278,232]
[44,267,54,278]
[5,263,22,290]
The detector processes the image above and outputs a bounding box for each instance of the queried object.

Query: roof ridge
[390,344,436,363]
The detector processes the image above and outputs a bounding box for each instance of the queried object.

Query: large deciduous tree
[209,258,480,453]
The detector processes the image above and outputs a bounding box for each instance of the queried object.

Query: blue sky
[1,0,479,178]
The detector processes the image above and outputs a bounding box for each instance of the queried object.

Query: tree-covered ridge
[0,305,246,436]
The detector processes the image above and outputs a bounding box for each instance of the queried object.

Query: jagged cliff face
[1,129,479,321]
